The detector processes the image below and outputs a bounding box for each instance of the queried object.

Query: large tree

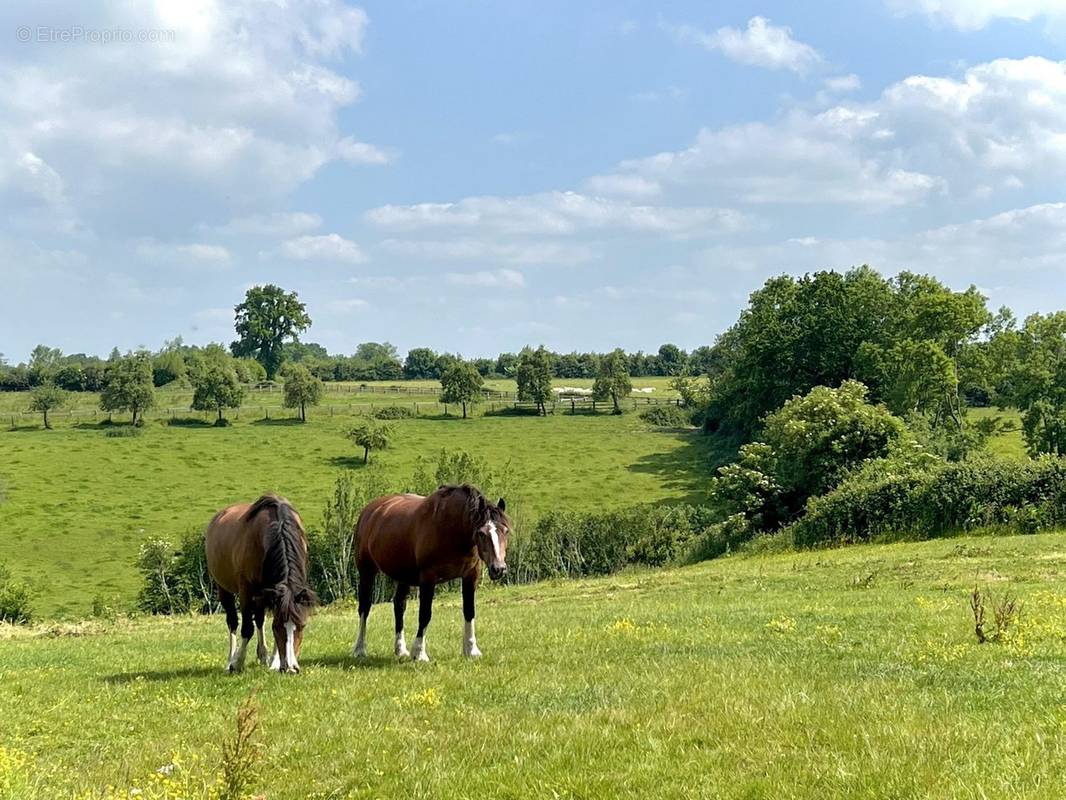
[283,364,324,422]
[516,346,554,415]
[404,347,439,379]
[439,361,484,419]
[231,285,311,380]
[101,352,156,425]
[189,348,244,424]
[593,348,632,414]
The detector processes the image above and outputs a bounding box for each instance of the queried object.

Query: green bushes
[135,530,217,615]
[639,404,693,428]
[508,504,717,582]
[373,405,416,420]
[0,561,34,624]
[790,456,1066,547]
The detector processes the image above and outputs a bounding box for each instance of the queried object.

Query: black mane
[244,495,317,624]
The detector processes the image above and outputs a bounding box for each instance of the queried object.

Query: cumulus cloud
[824,74,862,93]
[278,233,367,264]
[886,0,1066,30]
[136,240,232,264]
[596,56,1066,207]
[380,238,598,266]
[365,191,747,237]
[445,269,526,288]
[0,0,386,236]
[206,212,323,237]
[664,16,822,73]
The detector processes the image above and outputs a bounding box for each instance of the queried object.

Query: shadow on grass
[103,665,221,684]
[326,455,371,468]
[5,424,44,432]
[251,417,304,426]
[165,417,213,428]
[626,430,740,506]
[302,653,396,670]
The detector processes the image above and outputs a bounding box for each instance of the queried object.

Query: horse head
[266,582,317,673]
[473,495,511,581]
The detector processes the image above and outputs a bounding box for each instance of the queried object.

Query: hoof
[413,651,431,663]
[463,646,482,658]
[226,663,244,674]
[395,646,410,658]
[353,647,368,660]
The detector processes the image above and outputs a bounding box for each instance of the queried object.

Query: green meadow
[0,404,724,617]
[4,532,1066,799]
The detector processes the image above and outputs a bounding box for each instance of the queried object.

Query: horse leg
[254,603,270,666]
[412,582,435,663]
[352,563,377,658]
[228,593,255,673]
[393,583,410,658]
[462,574,482,658]
[220,589,239,672]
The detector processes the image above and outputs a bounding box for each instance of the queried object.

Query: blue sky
[2,0,1066,362]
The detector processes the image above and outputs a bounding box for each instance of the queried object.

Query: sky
[2,0,1066,363]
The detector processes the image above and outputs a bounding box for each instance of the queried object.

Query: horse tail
[245,495,317,623]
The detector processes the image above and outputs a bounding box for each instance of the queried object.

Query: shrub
[790,455,1066,548]
[639,404,693,428]
[684,514,754,563]
[0,562,33,624]
[374,405,416,420]
[136,530,217,615]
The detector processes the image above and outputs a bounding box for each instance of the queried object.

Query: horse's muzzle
[488,564,508,581]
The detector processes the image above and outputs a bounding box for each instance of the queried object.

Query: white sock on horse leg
[269,646,280,671]
[228,637,250,672]
[395,629,409,657]
[463,620,481,657]
[225,631,237,671]
[412,635,429,662]
[353,614,368,658]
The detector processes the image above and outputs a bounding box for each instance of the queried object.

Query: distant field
[0,376,681,420]
[0,409,723,617]
[4,532,1066,799]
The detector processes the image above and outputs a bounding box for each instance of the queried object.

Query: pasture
[4,532,1066,798]
[0,403,724,617]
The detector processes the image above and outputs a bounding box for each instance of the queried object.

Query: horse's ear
[477,494,487,515]
[296,588,318,607]
[497,498,506,512]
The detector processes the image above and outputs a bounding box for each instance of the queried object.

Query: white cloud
[665,16,822,73]
[207,212,323,237]
[326,298,370,312]
[824,74,862,93]
[365,191,747,237]
[599,56,1066,207]
[136,240,232,264]
[0,1,387,236]
[278,233,367,263]
[380,238,597,265]
[446,269,526,288]
[886,0,1066,30]
[583,174,662,199]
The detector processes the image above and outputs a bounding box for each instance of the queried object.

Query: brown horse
[205,495,317,674]
[352,484,510,662]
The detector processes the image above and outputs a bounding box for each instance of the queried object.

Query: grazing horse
[352,484,510,662]
[205,494,317,674]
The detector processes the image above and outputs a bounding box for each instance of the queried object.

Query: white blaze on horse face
[353,614,368,658]
[486,520,501,561]
[284,621,298,672]
[463,619,482,658]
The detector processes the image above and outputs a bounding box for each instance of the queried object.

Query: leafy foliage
[638,404,693,428]
[439,360,484,418]
[516,346,554,415]
[282,363,324,422]
[189,347,244,424]
[100,351,156,425]
[593,348,632,413]
[29,382,67,428]
[231,284,311,379]
[348,418,394,463]
[0,561,33,624]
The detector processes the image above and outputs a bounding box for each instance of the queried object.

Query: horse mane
[433,484,509,531]
[244,495,317,624]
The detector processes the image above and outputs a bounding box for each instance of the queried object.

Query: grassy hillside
[4,532,1066,799]
[0,411,724,617]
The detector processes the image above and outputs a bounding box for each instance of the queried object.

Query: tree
[1008,312,1066,455]
[29,382,67,429]
[189,349,244,425]
[593,348,632,413]
[101,352,156,425]
[28,345,63,383]
[404,347,439,379]
[231,285,311,379]
[656,343,687,376]
[152,349,186,387]
[348,418,394,463]
[516,346,554,415]
[440,361,484,418]
[283,364,324,422]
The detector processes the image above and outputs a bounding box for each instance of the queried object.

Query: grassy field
[0,409,725,617]
[4,532,1066,798]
